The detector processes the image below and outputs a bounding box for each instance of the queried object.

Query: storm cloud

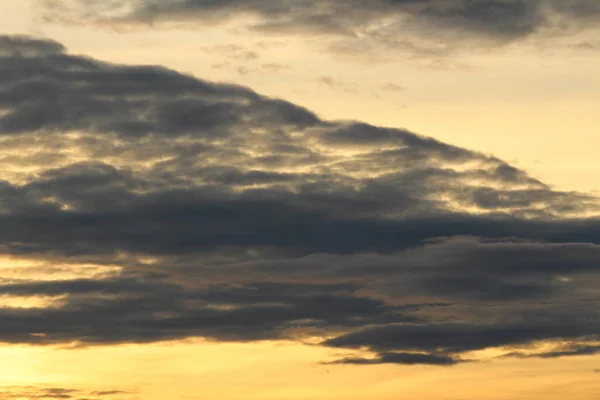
[0,35,599,365]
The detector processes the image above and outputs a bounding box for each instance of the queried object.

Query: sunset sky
[1,1,600,399]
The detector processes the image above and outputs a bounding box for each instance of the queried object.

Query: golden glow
[0,255,122,281]
[0,340,598,399]
[0,295,64,308]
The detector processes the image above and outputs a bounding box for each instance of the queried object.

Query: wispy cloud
[0,386,133,400]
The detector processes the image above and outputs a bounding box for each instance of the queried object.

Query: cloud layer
[1,35,600,365]
[41,0,600,57]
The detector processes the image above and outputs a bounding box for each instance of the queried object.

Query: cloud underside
[41,0,600,57]
[1,35,600,366]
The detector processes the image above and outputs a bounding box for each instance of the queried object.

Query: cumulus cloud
[0,35,599,365]
[39,1,600,58]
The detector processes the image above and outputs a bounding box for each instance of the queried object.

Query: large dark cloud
[0,279,411,344]
[40,0,600,57]
[0,35,600,365]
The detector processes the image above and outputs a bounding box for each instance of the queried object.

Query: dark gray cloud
[329,351,462,366]
[0,279,412,344]
[40,1,600,58]
[325,318,600,353]
[505,344,600,359]
[324,315,600,364]
[0,35,600,365]
[0,35,66,57]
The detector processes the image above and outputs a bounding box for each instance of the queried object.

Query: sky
[0,1,600,399]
